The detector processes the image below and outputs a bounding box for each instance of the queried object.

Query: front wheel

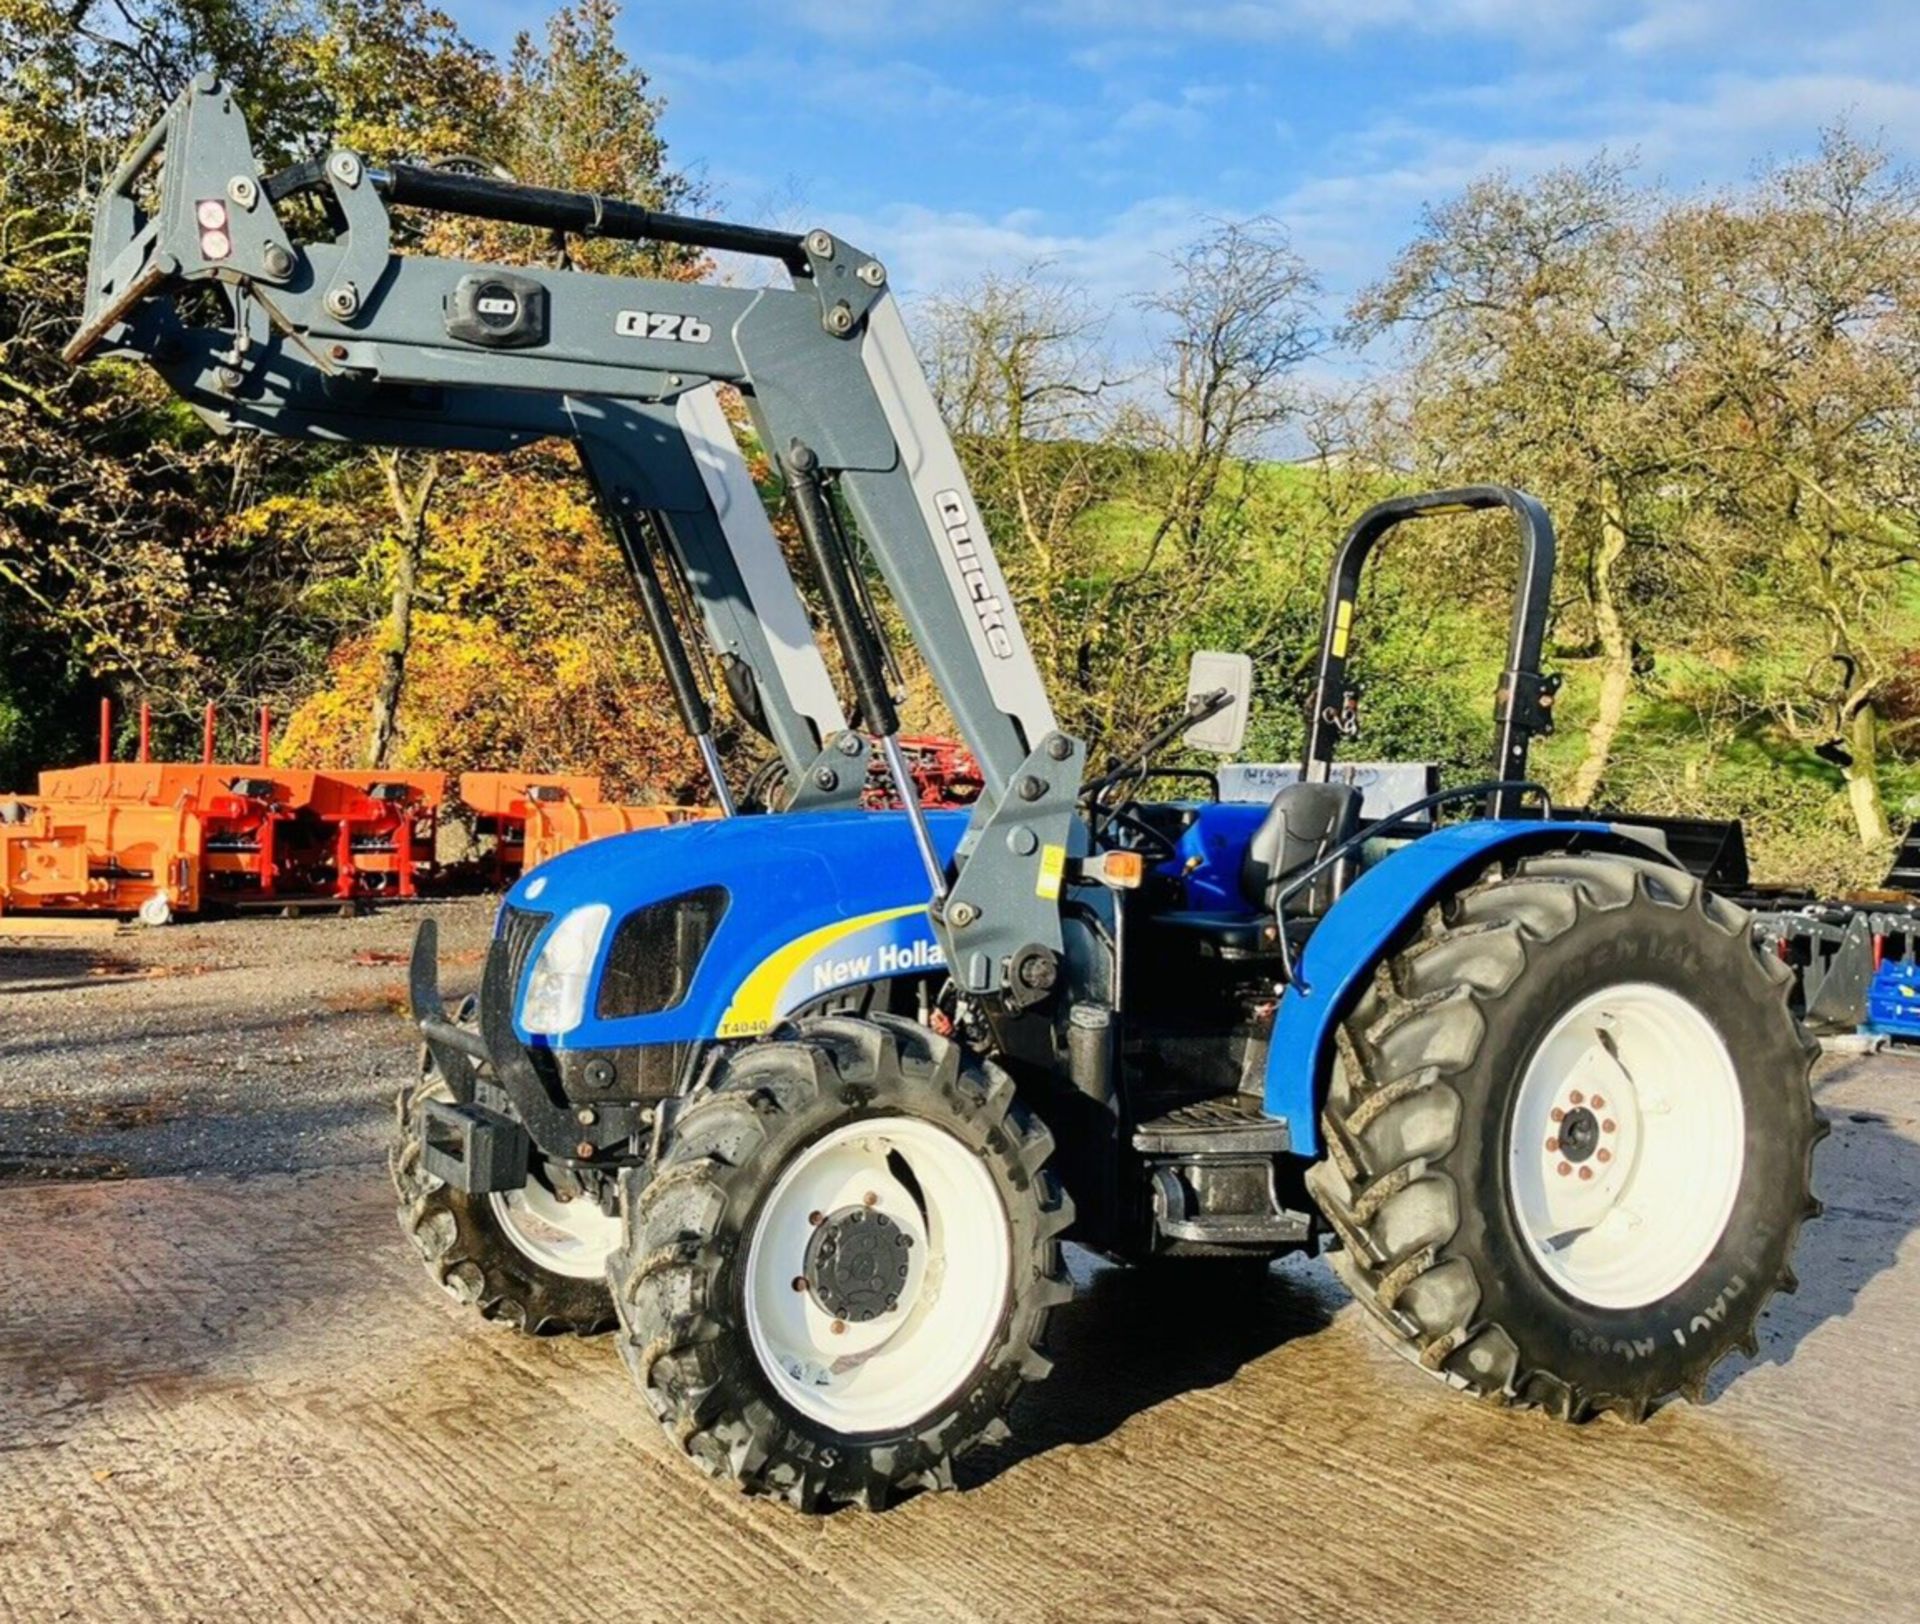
[1306,852,1824,1420]
[391,1054,619,1336]
[610,1014,1072,1510]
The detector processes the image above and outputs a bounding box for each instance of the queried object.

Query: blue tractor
[74,80,1825,1512]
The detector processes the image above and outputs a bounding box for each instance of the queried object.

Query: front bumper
[407,917,648,1171]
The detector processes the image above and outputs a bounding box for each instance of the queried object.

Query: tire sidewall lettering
[1439,872,1812,1400]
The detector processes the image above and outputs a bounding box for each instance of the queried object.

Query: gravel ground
[2,907,1918,1620]
[0,899,494,1184]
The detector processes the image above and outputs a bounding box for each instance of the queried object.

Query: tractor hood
[501,809,969,1049]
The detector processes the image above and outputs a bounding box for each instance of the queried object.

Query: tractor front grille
[497,904,553,1000]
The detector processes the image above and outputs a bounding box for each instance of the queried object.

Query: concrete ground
[2,904,1917,1622]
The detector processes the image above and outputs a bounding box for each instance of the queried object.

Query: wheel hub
[1553,1103,1604,1165]
[804,1205,913,1322]
[1509,982,1745,1309]
[744,1115,1013,1432]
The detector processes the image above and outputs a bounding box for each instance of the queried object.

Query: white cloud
[784,59,1920,379]
[629,0,1920,384]
[1608,0,1722,54]
[781,0,1006,41]
[819,194,1207,312]
[1034,0,1603,46]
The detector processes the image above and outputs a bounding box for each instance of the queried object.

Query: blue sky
[462,1,1920,349]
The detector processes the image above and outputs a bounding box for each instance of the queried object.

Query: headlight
[518,903,611,1036]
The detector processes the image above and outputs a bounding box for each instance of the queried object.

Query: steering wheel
[1101,806,1179,867]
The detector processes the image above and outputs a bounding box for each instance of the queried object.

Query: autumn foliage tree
[274,444,704,798]
[6,6,1920,886]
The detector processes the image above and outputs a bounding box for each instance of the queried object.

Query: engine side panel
[504,809,965,1050]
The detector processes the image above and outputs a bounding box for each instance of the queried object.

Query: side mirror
[1183,651,1252,755]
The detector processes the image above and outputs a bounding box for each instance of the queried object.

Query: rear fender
[1265,821,1670,1159]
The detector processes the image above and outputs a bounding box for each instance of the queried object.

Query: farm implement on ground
[0,706,713,920]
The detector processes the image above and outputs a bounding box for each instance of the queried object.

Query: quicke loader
[69,78,1826,1511]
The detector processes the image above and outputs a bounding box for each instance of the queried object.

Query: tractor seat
[1240,781,1364,917]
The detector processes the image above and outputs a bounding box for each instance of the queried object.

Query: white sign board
[1217,761,1439,821]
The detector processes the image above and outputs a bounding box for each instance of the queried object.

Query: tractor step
[1133,1095,1308,1252]
[1132,1093,1290,1156]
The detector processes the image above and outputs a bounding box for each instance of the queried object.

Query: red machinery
[862,735,984,809]
[3,703,444,917]
[1,701,725,920]
[0,795,200,921]
[304,771,445,900]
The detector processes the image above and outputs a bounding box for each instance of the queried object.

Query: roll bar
[1301,485,1561,820]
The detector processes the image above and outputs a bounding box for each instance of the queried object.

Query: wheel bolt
[1569,1090,1585,1105]
[1550,1107,1565,1123]
[1597,1148,1613,1164]
[1591,1095,1606,1110]
[830,1319,846,1336]
[808,1210,823,1226]
[862,1191,879,1207]
[1602,1118,1617,1133]
[792,1276,808,1292]
[1545,1136,1560,1152]
[1557,1161,1572,1177]
[1578,1166,1594,1181]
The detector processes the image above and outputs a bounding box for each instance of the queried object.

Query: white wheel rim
[1508,981,1745,1310]
[488,1179,622,1280]
[744,1114,1012,1434]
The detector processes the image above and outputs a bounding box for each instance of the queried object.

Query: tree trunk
[1842,699,1892,850]
[365,454,440,769]
[1569,486,1632,809]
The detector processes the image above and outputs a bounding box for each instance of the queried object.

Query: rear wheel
[1306,852,1824,1420]
[610,1014,1072,1510]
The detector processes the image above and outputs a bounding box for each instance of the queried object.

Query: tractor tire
[610,1013,1072,1510]
[1305,851,1824,1421]
[391,1037,618,1336]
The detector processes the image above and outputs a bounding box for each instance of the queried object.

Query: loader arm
[70,75,1078,998]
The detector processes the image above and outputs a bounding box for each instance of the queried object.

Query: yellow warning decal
[1331,599,1354,658]
[1036,843,1067,901]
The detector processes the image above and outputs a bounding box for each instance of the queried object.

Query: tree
[501,0,705,274]
[299,0,505,163]
[1132,218,1320,568]
[275,443,703,798]
[0,0,290,780]
[922,269,1119,699]
[283,0,506,765]
[1352,161,1681,806]
[273,0,707,772]
[1079,218,1322,750]
[920,224,1323,758]
[1649,132,1920,849]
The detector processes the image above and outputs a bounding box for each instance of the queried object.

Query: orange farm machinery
[456,772,720,882]
[0,703,717,921]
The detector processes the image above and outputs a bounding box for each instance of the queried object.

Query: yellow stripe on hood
[716,905,926,1038]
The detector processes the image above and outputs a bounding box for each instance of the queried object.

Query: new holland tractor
[71,78,1825,1511]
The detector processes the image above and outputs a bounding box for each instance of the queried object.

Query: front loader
[73,78,1825,1511]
